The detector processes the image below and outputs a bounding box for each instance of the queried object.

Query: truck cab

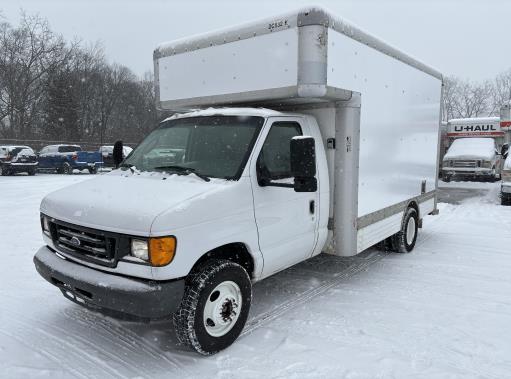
[442,137,501,182]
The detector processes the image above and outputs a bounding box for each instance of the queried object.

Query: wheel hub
[406,216,416,245]
[203,281,242,337]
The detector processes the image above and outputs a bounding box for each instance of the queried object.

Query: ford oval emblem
[70,236,81,246]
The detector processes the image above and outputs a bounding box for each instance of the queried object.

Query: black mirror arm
[258,176,294,188]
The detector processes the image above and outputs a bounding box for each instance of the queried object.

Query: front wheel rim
[203,281,242,337]
[406,217,416,245]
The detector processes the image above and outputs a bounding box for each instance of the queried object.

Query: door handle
[309,200,315,214]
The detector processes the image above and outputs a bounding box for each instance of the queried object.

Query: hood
[40,170,231,235]
[443,138,496,161]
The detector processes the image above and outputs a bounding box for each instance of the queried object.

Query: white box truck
[33,7,442,354]
[442,117,506,182]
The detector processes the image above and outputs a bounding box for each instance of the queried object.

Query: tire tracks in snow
[5,306,153,379]
[0,328,90,379]
[241,251,387,337]
[63,307,186,373]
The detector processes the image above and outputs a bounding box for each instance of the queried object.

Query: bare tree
[0,13,75,138]
[442,76,492,120]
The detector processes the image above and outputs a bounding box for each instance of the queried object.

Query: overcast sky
[1,0,509,81]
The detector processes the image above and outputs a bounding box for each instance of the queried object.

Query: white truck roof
[443,138,496,160]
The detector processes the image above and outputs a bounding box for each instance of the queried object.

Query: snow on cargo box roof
[154,6,441,111]
[448,117,500,124]
[443,138,496,160]
[161,107,288,123]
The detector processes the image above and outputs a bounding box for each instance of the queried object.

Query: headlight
[131,239,149,261]
[443,160,450,167]
[502,171,511,182]
[130,236,176,266]
[482,161,492,168]
[41,215,51,236]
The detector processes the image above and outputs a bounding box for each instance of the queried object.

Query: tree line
[0,12,158,147]
[442,71,511,121]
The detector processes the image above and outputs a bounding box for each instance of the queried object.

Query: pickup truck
[37,144,103,174]
[33,7,442,355]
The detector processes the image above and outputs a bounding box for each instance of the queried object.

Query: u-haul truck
[442,117,506,182]
[33,7,442,354]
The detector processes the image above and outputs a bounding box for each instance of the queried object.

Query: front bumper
[442,168,495,179]
[34,246,185,320]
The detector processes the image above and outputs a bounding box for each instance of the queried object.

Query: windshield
[11,147,34,156]
[123,115,264,180]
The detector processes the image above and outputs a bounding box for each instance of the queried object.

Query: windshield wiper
[153,165,211,182]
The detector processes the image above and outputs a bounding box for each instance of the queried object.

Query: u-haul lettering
[447,122,504,137]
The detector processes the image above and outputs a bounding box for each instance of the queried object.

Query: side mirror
[291,136,317,192]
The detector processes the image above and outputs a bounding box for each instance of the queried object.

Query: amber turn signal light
[149,236,176,267]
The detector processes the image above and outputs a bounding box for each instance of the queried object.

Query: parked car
[37,144,103,174]
[501,154,511,205]
[0,145,38,176]
[99,145,133,168]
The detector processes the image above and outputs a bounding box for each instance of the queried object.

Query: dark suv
[0,145,38,176]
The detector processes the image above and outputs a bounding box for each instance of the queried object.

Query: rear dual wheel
[174,260,252,355]
[388,207,419,253]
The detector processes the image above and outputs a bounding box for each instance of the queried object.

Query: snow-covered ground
[1,174,511,378]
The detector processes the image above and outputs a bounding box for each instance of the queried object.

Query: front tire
[390,207,419,253]
[174,260,252,355]
[28,168,36,176]
[62,162,73,175]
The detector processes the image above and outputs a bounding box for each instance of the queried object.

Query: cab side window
[258,121,302,180]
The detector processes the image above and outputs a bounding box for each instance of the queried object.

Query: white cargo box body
[154,7,442,255]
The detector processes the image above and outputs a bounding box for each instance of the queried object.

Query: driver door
[250,117,319,277]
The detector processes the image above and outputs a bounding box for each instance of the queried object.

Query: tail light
[5,154,12,161]
[72,154,77,160]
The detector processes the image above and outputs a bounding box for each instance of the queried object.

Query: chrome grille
[52,221,118,267]
[452,160,478,168]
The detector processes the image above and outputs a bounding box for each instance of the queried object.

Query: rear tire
[390,207,419,253]
[174,260,252,355]
[62,162,73,175]
[0,165,6,176]
[28,168,36,176]
[88,167,97,175]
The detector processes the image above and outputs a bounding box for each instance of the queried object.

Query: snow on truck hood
[443,138,496,160]
[40,170,231,236]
